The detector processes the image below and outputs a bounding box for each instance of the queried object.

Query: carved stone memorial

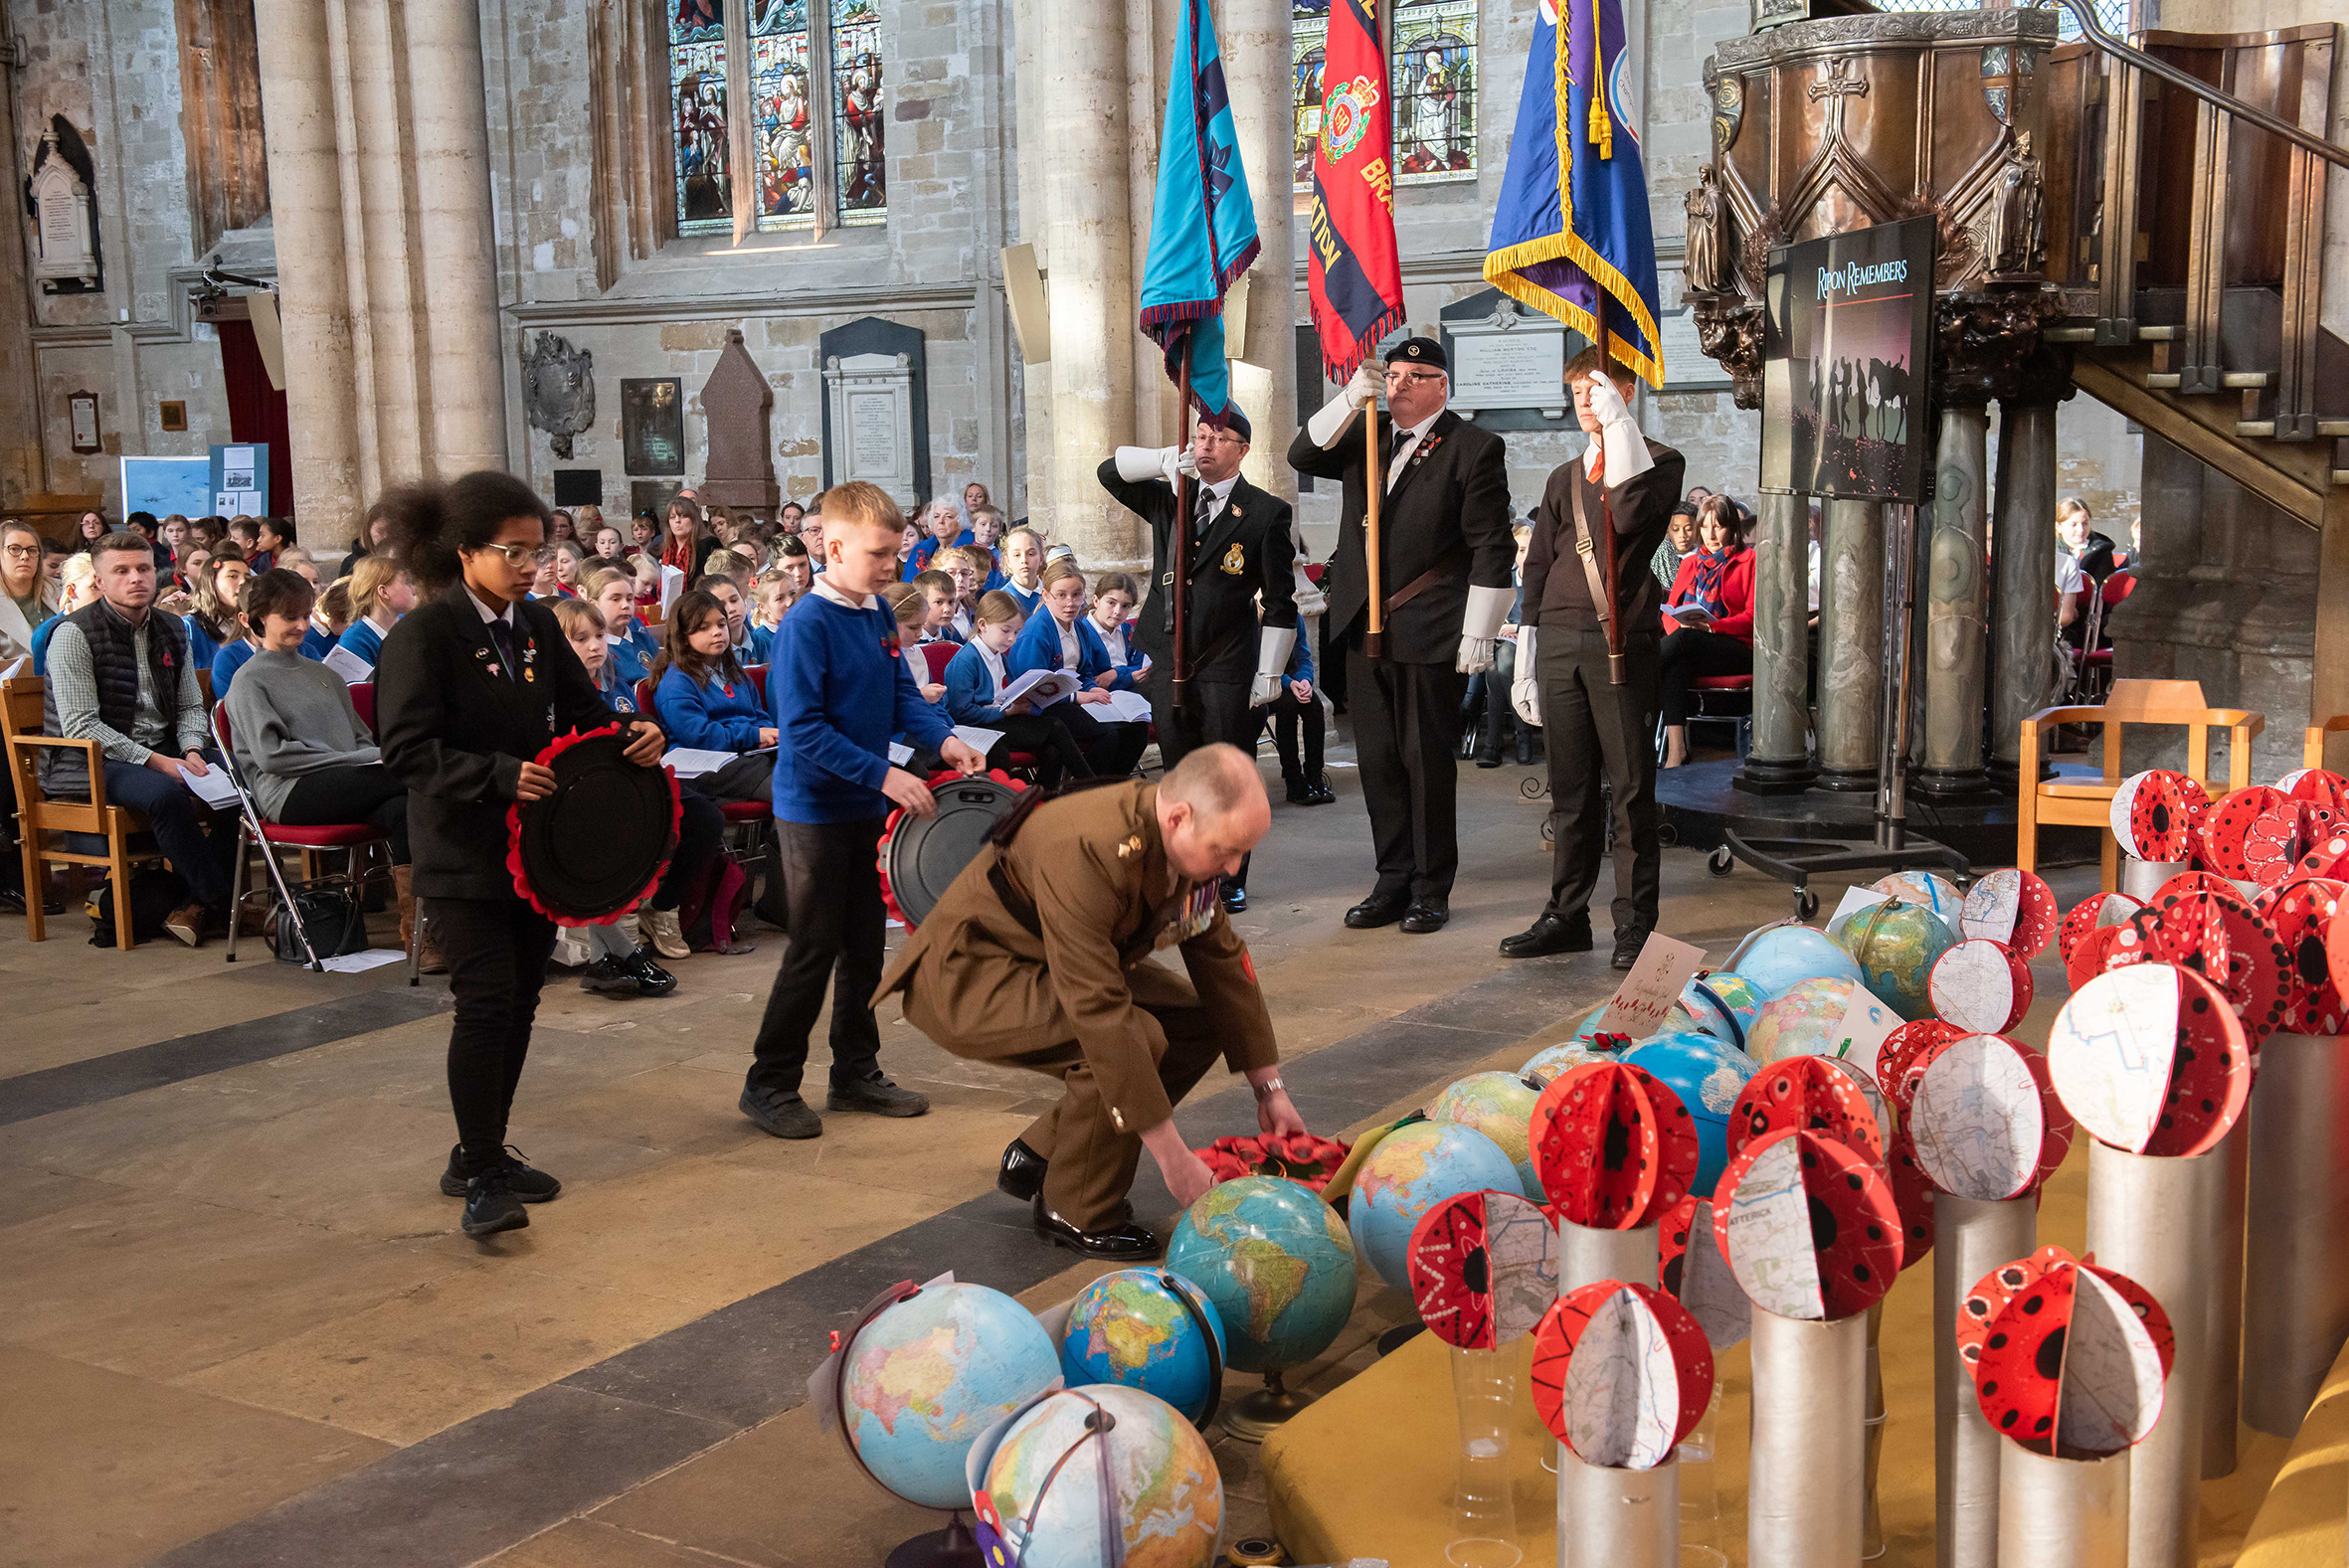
[698,328,779,512]
[818,316,930,506]
[521,332,595,460]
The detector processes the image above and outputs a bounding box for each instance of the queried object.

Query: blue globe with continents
[1734,924,1868,998]
[1426,1071,1543,1200]
[838,1281,1060,1510]
[1828,898,1958,1020]
[1746,975,1891,1064]
[1625,1030,1758,1197]
[1522,1034,1629,1087]
[1345,1121,1522,1290]
[1166,1175,1358,1374]
[979,1385,1223,1568]
[1672,971,1769,1051]
[1057,1269,1228,1425]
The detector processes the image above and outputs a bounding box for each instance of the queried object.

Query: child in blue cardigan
[1006,561,1147,777]
[742,482,986,1143]
[651,588,776,803]
[943,591,1091,788]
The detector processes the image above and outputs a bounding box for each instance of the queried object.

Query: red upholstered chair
[919,643,957,683]
[210,704,397,963]
[347,681,376,736]
[745,663,769,704]
[1661,673,1754,762]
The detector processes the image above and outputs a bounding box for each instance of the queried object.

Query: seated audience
[336,501,392,580]
[591,523,628,561]
[31,555,97,676]
[906,495,973,578]
[70,510,106,556]
[964,481,992,515]
[249,515,293,575]
[585,567,658,687]
[337,555,415,668]
[0,518,58,663]
[773,535,814,601]
[696,572,755,658]
[943,590,1091,788]
[1007,559,1147,776]
[660,496,718,582]
[1652,505,1698,591]
[306,578,352,657]
[998,527,1046,619]
[548,508,576,544]
[182,549,252,672]
[1084,572,1147,688]
[1659,496,1756,769]
[910,569,962,646]
[650,588,777,802]
[747,568,796,663]
[777,499,806,536]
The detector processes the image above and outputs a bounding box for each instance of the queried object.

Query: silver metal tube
[1996,1446,2131,1568]
[1558,1220,1659,1294]
[1557,1447,1678,1568]
[2205,1121,2246,1478]
[1935,1192,2041,1568]
[2084,1140,2224,1568]
[2117,858,2189,899]
[1749,1310,1868,1568]
[2243,1031,2349,1436]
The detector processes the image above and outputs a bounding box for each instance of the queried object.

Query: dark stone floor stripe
[0,989,446,1128]
[155,951,1620,1568]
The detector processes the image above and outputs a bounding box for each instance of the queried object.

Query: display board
[119,455,212,519]
[1760,215,1935,503]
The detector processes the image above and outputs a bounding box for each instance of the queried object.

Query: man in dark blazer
[1504,347,1687,967]
[1098,407,1300,912]
[1288,337,1514,933]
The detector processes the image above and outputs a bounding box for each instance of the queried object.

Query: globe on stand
[1427,1071,1544,1200]
[1057,1269,1228,1425]
[975,1385,1223,1568]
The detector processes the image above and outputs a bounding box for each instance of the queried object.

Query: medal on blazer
[1220,543,1246,576]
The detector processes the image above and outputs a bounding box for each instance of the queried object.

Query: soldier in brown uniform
[873,745,1311,1260]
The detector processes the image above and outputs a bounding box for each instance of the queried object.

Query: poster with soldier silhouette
[1760,217,1935,503]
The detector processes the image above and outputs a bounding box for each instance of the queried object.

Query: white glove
[1512,627,1542,726]
[1456,584,1512,674]
[1113,444,1175,483]
[1345,364,1379,411]
[1308,370,1378,448]
[1249,626,1297,707]
[1290,524,1327,616]
[1582,371,1655,489]
[1161,444,1200,488]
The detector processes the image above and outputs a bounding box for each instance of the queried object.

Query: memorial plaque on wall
[817,316,929,505]
[1760,216,1935,503]
[621,378,685,475]
[1439,288,1573,432]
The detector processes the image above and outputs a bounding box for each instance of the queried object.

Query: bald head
[1157,744,1270,883]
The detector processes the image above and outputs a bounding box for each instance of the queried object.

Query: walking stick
[1363,387,1386,659]
[1594,295,1627,686]
[214,710,326,971]
[1172,342,1194,716]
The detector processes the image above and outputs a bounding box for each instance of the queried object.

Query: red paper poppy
[2200,786,2307,886]
[2059,893,2143,966]
[1712,1128,1904,1318]
[1532,1063,1698,1230]
[1972,1251,2174,1458]
[1959,868,2060,958]
[2260,877,2347,1035]
[1886,1126,1937,1269]
[1408,1188,1553,1350]
[2067,922,2132,992]
[1726,1055,1886,1166]
[2280,769,2349,815]
[2111,770,2210,861]
[2106,887,2291,1050]
[1879,1019,1965,1116]
[1530,1281,1714,1465]
[1928,939,2033,1034]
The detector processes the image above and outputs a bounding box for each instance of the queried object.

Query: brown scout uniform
[872,778,1278,1231]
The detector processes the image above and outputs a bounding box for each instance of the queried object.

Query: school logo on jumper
[1221,543,1247,575]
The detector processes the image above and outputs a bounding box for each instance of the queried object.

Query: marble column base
[1814,765,1881,793]
[1911,764,1998,801]
[1736,755,1817,794]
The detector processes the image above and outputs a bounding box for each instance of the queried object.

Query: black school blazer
[376,588,625,900]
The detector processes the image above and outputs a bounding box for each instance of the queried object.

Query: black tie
[488,618,517,681]
[1388,428,1410,469]
[1193,487,1214,538]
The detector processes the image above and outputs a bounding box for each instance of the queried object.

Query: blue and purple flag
[1483,0,1666,387]
[1138,0,1261,423]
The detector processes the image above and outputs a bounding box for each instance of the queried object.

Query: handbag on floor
[272,887,368,962]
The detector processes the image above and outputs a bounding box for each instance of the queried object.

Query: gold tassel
[1589,85,1613,158]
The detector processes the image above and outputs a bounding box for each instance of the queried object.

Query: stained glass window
[1390,0,1477,185]
[751,0,816,230]
[831,0,886,225]
[1293,0,1330,194]
[669,0,731,234]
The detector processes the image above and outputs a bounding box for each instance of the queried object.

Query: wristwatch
[1250,1075,1286,1102]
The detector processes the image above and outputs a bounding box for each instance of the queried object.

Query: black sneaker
[624,947,678,997]
[579,956,640,996]
[440,1143,562,1201]
[460,1168,530,1237]
[741,1084,822,1138]
[1283,775,1312,804]
[827,1072,931,1118]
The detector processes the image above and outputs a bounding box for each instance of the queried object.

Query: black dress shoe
[827,1071,931,1118]
[1345,894,1409,930]
[1474,749,1504,769]
[625,947,679,997]
[1284,775,1312,804]
[1400,897,1450,934]
[1612,926,1653,969]
[1302,775,1337,805]
[441,1143,562,1201]
[1033,1196,1160,1260]
[998,1138,1048,1202]
[1221,885,1248,914]
[579,956,640,996]
[459,1169,530,1237]
[1500,911,1593,958]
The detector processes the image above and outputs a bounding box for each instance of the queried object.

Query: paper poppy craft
[1531,1062,1702,1231]
[1959,868,2058,957]
[1886,1126,1938,1267]
[2047,964,2253,1156]
[1712,1128,1904,1320]
[2101,886,2292,1052]
[1530,1281,1715,1470]
[1725,1054,1888,1167]
[2199,785,2315,887]
[1878,1018,1966,1117]
[1407,1188,1557,1350]
[1928,939,2035,1035]
[1658,1194,1752,1350]
[2259,876,2346,1035]
[2277,768,2349,816]
[1965,1247,2174,1458]
[2296,829,2349,882]
[2059,893,2144,967]
[2108,769,2210,862]
[1906,1032,2071,1202]
[1190,1133,1352,1190]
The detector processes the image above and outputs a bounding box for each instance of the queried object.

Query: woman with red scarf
[658,496,718,583]
[1658,496,1754,768]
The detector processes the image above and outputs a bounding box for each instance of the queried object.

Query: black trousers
[658,784,725,913]
[1148,674,1253,769]
[747,815,886,1098]
[1658,627,1752,726]
[700,751,775,803]
[1267,689,1325,778]
[986,712,1090,789]
[435,894,560,1167]
[1058,703,1151,777]
[91,755,240,909]
[1345,638,1468,902]
[1538,627,1661,932]
[280,765,411,864]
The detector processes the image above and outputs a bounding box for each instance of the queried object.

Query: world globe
[1426,1071,1543,1200]
[1521,1038,1619,1087]
[981,1385,1222,1568]
[1672,970,1769,1050]
[1166,1176,1358,1374]
[1735,925,1868,998]
[1345,1121,1522,1290]
[1829,899,1958,1020]
[1873,870,1964,921]
[1625,1030,1758,1196]
[1746,975,1892,1065]
[1058,1269,1227,1425]
[839,1281,1061,1511]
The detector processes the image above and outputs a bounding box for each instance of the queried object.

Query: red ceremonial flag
[1306,0,1406,381]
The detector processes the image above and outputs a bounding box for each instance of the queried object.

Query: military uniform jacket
[1287,408,1515,664]
[874,779,1278,1132]
[1095,460,1299,685]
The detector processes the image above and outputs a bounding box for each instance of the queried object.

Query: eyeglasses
[1384,369,1446,388]
[2,544,41,560]
[465,543,538,565]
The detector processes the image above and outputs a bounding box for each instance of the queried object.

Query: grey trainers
[740,1085,822,1138]
[826,1072,931,1119]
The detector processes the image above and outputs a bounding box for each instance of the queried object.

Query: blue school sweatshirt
[770,591,952,824]
[654,662,769,752]
[605,622,657,688]
[300,624,337,659]
[336,616,385,668]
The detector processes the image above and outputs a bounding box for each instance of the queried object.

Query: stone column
[1988,361,2071,786]
[1738,491,1815,792]
[406,0,510,478]
[341,0,428,489]
[1008,0,1053,523]
[1220,0,1299,505]
[1918,402,1992,796]
[253,0,365,546]
[1816,498,1885,790]
[1037,0,1137,563]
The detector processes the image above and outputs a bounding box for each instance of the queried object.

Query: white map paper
[1930,940,2021,1034]
[2057,1267,2167,1454]
[1559,1286,1681,1470]
[2047,965,2179,1153]
[2107,774,2149,858]
[1820,1057,1894,1149]
[1719,1134,1824,1320]
[1961,869,2024,944]
[1679,1199,1752,1350]
[1486,1193,1560,1345]
[1827,988,1899,1076]
[1909,1034,2044,1200]
[1830,884,1892,928]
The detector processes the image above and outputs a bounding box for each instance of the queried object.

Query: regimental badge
[1116,833,1143,860]
[1321,75,1382,161]
[1221,543,1246,576]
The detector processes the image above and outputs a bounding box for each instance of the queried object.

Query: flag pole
[1594,295,1627,686]
[1363,386,1385,659]
[1172,338,1194,714]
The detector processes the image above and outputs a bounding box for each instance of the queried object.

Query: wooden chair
[2306,716,2349,772]
[2,675,163,949]
[2018,678,2262,893]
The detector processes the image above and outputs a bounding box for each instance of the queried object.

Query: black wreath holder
[504,725,682,925]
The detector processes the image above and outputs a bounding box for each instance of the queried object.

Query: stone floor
[1,732,2096,1568]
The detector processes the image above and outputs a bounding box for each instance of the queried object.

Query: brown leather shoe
[163,903,207,949]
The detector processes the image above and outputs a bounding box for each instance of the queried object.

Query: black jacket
[1288,408,1515,665]
[1522,438,1688,639]
[377,588,626,900]
[1095,460,1299,684]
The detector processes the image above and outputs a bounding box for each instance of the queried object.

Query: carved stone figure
[1988,132,2046,277]
[521,332,596,460]
[1685,164,1730,295]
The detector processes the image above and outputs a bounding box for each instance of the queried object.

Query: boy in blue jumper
[741,481,988,1140]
